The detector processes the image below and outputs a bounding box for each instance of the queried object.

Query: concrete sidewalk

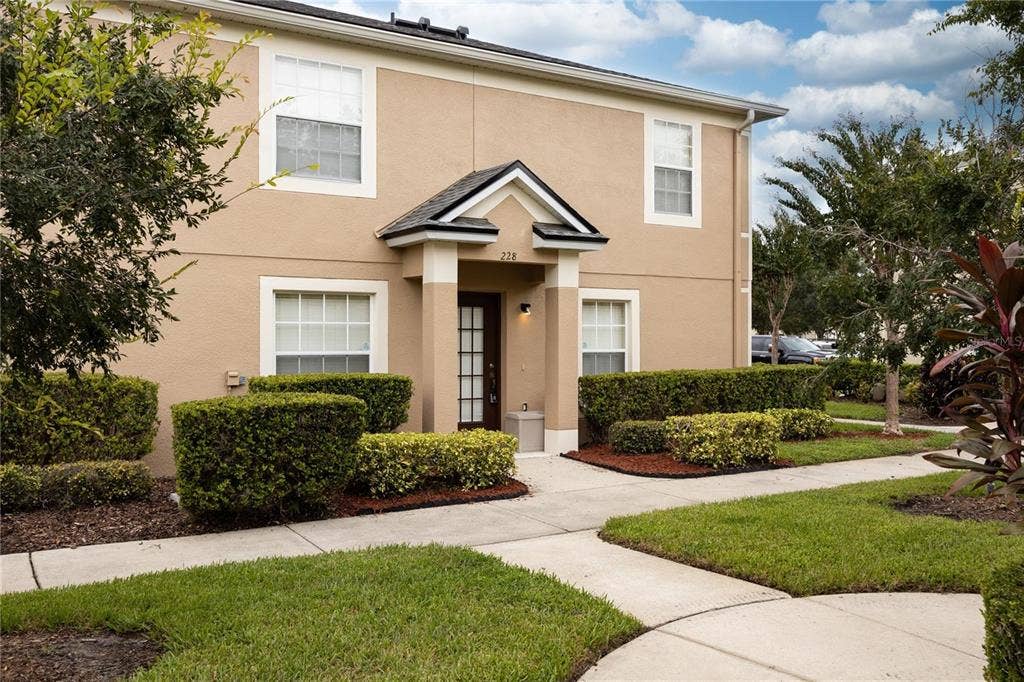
[834,417,962,433]
[0,452,984,680]
[2,452,945,592]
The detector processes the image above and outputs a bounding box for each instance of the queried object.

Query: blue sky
[316,0,1008,222]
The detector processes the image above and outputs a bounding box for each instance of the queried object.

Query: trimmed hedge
[1,373,158,465]
[249,373,412,433]
[0,461,153,512]
[173,392,366,520]
[665,412,781,468]
[609,420,667,454]
[765,408,834,441]
[821,359,920,401]
[579,366,827,440]
[983,558,1024,681]
[352,429,517,498]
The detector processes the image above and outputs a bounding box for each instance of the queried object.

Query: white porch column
[421,242,459,433]
[543,252,580,453]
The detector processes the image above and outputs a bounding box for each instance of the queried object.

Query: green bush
[352,429,517,498]
[249,373,412,433]
[579,365,827,440]
[765,408,834,441]
[0,461,153,512]
[1,373,158,465]
[609,420,667,454]
[665,412,781,469]
[822,359,920,400]
[173,392,366,520]
[983,557,1024,681]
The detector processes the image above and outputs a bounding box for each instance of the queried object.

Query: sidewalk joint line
[650,594,792,629]
[653,628,814,681]
[285,525,326,553]
[808,596,987,661]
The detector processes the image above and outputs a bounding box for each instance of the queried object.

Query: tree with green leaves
[751,212,818,363]
[938,0,1024,110]
[766,117,950,435]
[0,0,265,378]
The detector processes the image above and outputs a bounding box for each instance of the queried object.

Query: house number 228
[500,251,518,261]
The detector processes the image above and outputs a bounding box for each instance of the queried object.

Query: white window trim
[258,49,377,198]
[260,276,388,375]
[644,113,701,228]
[578,288,641,376]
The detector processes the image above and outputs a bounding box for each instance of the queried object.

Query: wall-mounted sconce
[520,302,531,315]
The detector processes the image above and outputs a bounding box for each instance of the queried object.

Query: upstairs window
[273,56,362,183]
[652,119,693,216]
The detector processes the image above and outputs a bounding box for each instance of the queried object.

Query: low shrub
[173,392,366,520]
[821,359,920,401]
[764,408,833,441]
[665,412,781,469]
[1,373,158,465]
[248,373,412,433]
[0,461,153,512]
[982,557,1023,681]
[352,429,517,497]
[609,420,667,454]
[579,365,827,441]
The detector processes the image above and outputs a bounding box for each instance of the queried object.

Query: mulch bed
[563,444,792,478]
[0,628,163,682]
[1,478,529,555]
[330,479,528,515]
[893,494,1023,524]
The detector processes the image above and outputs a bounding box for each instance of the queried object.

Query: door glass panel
[458,305,486,424]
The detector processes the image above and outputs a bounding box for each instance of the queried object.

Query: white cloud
[385,0,697,62]
[788,7,1010,84]
[817,0,925,34]
[770,82,958,129]
[678,17,788,74]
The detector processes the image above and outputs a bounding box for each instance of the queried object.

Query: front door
[457,292,501,430]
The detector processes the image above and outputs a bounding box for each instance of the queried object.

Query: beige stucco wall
[111,26,752,473]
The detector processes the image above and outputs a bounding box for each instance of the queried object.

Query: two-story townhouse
[114,0,786,474]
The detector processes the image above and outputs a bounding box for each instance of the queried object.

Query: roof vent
[389,12,469,39]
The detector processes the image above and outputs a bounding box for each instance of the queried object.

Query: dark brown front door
[457,292,501,430]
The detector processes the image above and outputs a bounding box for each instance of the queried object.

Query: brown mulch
[0,629,164,682]
[1,478,529,555]
[893,494,1023,524]
[563,444,792,478]
[329,479,528,515]
[1,478,208,555]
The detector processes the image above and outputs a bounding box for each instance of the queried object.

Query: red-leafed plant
[924,237,1022,515]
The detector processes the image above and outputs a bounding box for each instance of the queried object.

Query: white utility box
[504,411,545,453]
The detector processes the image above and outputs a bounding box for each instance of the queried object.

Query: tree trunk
[770,323,781,365]
[883,321,903,436]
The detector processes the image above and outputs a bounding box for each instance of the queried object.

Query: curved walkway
[0,451,985,679]
[583,592,984,680]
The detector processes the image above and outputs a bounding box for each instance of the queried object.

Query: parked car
[813,339,838,352]
[752,335,834,364]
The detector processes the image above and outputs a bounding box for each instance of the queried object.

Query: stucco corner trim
[259,275,389,375]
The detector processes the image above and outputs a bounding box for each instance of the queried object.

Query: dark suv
[752,335,834,365]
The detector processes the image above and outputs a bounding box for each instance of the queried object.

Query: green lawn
[602,473,1022,597]
[0,545,641,680]
[782,423,956,466]
[825,400,887,420]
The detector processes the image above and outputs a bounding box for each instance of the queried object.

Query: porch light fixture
[520,302,531,315]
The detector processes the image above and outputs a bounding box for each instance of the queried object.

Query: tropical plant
[924,237,1023,513]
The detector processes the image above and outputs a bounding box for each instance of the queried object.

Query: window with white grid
[581,300,628,375]
[653,119,693,216]
[274,55,362,182]
[274,292,371,374]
